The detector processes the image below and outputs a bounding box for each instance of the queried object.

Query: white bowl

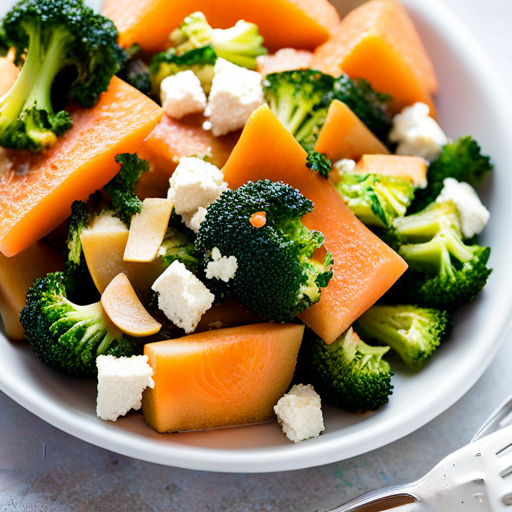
[1,0,512,473]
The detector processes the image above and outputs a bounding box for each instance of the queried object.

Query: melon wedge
[0,77,163,257]
[142,323,304,432]
[314,100,389,164]
[0,58,19,96]
[101,273,161,337]
[137,114,240,199]
[102,0,340,54]
[0,242,63,340]
[222,106,407,344]
[310,0,437,115]
[257,48,313,76]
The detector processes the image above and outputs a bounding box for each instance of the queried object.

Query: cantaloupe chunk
[81,213,166,303]
[0,77,163,258]
[314,100,390,165]
[124,198,174,262]
[0,58,19,96]
[0,242,63,340]
[310,0,437,115]
[136,114,239,199]
[257,48,313,76]
[356,154,428,188]
[102,0,340,54]
[222,106,407,344]
[101,273,161,337]
[142,323,304,432]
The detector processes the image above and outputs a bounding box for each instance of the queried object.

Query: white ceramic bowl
[1,0,512,473]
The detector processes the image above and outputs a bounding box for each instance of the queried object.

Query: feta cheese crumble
[96,355,154,421]
[274,384,324,443]
[207,58,265,136]
[436,178,490,238]
[205,247,238,282]
[152,260,214,333]
[167,157,227,216]
[160,70,207,119]
[389,102,448,161]
[182,206,208,233]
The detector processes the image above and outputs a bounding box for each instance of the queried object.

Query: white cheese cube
[160,70,207,119]
[207,58,265,136]
[151,260,214,333]
[96,355,154,422]
[274,384,325,443]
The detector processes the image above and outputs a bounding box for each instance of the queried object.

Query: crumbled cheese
[151,260,214,333]
[167,157,227,215]
[274,384,324,443]
[96,355,154,422]
[331,158,356,182]
[160,70,207,119]
[389,102,448,161]
[182,206,207,233]
[207,58,265,136]
[436,178,490,238]
[205,247,238,282]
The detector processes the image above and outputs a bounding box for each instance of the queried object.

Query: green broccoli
[170,12,267,69]
[19,272,139,378]
[410,137,493,213]
[150,45,217,96]
[117,43,151,96]
[336,173,415,228]
[263,69,335,151]
[195,180,333,322]
[306,150,331,179]
[296,327,393,413]
[320,73,393,144]
[0,0,123,152]
[355,305,452,370]
[104,153,149,226]
[160,223,201,274]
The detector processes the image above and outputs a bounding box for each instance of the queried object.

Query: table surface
[1,1,512,511]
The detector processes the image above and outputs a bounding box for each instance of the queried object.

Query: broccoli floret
[195,180,333,322]
[160,224,201,274]
[0,0,123,152]
[355,305,452,370]
[150,45,217,96]
[170,12,267,70]
[19,272,139,378]
[104,153,149,226]
[263,69,334,151]
[320,74,393,144]
[296,327,393,413]
[336,173,415,229]
[306,150,331,179]
[410,137,493,213]
[117,43,151,96]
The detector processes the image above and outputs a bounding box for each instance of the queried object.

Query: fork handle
[318,485,420,512]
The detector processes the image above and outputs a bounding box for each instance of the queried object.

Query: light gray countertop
[1,1,512,511]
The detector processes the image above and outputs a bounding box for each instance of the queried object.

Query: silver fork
[320,395,512,512]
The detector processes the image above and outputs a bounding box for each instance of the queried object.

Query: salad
[0,0,493,444]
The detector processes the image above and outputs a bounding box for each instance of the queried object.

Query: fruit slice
[0,77,163,257]
[0,58,19,96]
[0,242,63,340]
[81,213,166,303]
[222,106,407,344]
[356,154,428,188]
[310,0,437,115]
[257,48,313,76]
[102,0,340,54]
[137,114,240,199]
[314,100,389,164]
[124,198,174,262]
[142,323,304,432]
[101,273,161,337]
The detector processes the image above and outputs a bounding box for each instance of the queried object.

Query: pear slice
[124,198,174,263]
[101,273,161,337]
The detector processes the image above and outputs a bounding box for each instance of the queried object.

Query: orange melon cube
[311,0,437,115]
[143,323,304,432]
[257,48,313,76]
